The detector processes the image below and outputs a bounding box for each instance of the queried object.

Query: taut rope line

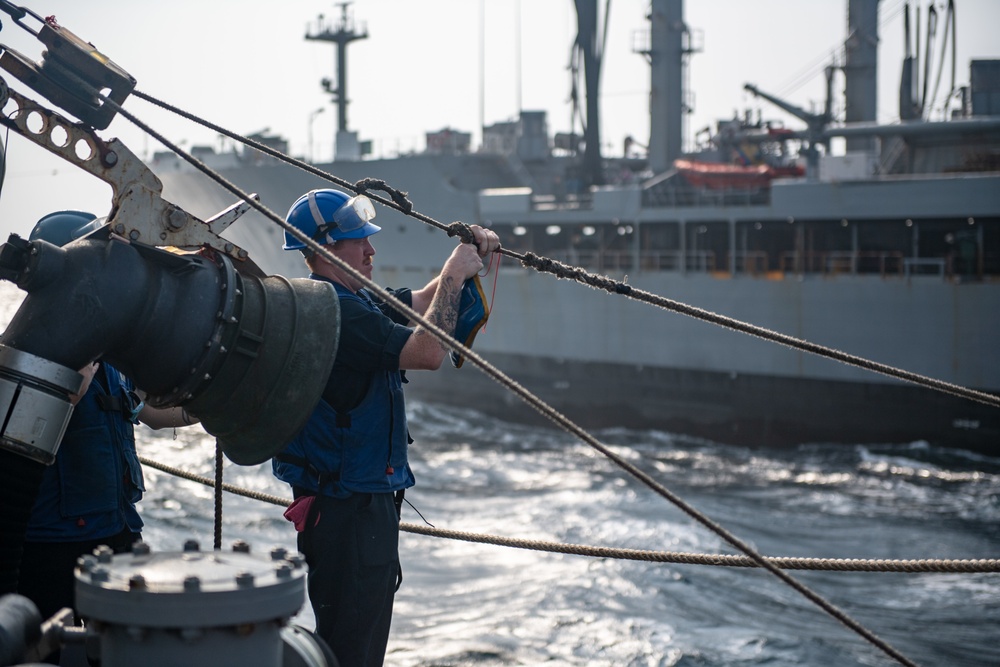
[132,88,1000,412]
[138,455,1000,575]
[108,90,923,666]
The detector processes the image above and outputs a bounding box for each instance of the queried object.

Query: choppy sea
[1,280,997,667]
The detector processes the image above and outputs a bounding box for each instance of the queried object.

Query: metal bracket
[0,76,258,266]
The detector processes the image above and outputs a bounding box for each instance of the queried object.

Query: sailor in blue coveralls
[15,212,196,627]
[272,189,500,667]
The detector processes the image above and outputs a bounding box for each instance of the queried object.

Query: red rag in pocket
[283,495,319,532]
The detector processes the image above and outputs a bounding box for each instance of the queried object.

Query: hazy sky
[1,0,997,239]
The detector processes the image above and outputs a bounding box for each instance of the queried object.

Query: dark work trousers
[18,527,139,622]
[299,492,400,667]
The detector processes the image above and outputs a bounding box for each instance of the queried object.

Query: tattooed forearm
[420,274,462,350]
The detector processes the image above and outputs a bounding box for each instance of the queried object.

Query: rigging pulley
[0,3,132,130]
[0,1,260,269]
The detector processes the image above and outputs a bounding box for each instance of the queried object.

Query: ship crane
[744,72,834,178]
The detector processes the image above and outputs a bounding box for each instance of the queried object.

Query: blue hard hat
[282,189,380,252]
[29,211,102,247]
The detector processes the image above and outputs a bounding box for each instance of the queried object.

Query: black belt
[96,394,128,414]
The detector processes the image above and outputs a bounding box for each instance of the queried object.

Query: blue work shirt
[273,276,415,497]
[25,362,145,542]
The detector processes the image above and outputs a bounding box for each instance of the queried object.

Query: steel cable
[109,90,926,666]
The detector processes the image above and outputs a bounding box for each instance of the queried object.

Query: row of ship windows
[484,219,998,278]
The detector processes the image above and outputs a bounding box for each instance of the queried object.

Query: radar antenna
[306,3,368,159]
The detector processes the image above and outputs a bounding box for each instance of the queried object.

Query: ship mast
[306,2,368,160]
[645,0,689,174]
[573,0,604,187]
[844,0,879,152]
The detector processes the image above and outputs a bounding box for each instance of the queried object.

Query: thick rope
[132,87,1000,412]
[213,440,223,551]
[131,90,446,232]
[109,92,925,666]
[353,177,413,214]
[138,456,1000,575]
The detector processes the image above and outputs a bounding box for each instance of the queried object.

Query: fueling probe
[0,4,340,664]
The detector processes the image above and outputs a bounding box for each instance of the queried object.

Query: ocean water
[1,279,998,667]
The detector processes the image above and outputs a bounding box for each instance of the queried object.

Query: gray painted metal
[845,0,880,150]
[648,0,686,171]
[75,541,309,667]
[0,345,79,464]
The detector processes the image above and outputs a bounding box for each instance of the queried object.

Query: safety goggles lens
[331,195,376,233]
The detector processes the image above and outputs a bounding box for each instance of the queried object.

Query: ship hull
[156,156,999,454]
[397,267,999,454]
[408,351,998,453]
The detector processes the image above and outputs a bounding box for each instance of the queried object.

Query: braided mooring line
[132,90,439,231]
[138,456,1000,575]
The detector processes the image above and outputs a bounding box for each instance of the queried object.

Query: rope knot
[447,221,476,244]
[520,251,540,268]
[354,177,413,214]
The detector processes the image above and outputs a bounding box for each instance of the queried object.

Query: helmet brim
[326,221,381,242]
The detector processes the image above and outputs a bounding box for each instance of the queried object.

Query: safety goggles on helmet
[308,192,378,243]
[283,188,381,252]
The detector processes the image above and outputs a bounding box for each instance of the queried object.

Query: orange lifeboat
[674,159,803,190]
